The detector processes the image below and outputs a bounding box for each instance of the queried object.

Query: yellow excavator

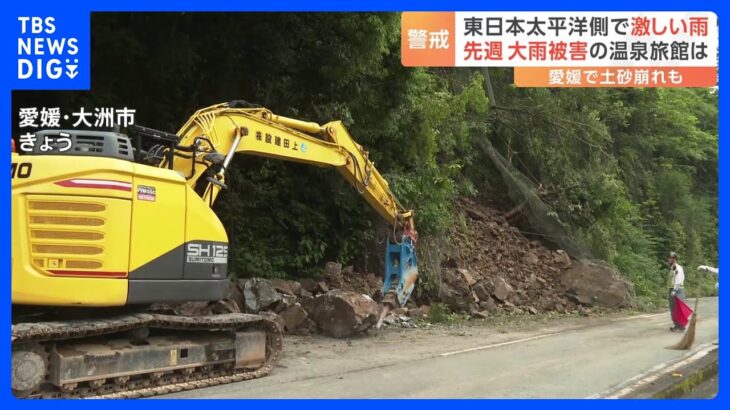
[11,101,418,398]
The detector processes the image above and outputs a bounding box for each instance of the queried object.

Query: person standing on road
[667,252,686,332]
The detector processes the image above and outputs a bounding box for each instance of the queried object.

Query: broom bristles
[668,297,699,350]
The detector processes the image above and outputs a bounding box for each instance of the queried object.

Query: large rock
[553,250,572,268]
[492,277,514,302]
[273,294,298,313]
[241,278,283,313]
[561,259,633,308]
[364,273,383,290]
[279,304,308,333]
[478,297,498,312]
[293,318,318,335]
[407,307,426,319]
[315,281,330,294]
[324,261,343,278]
[325,261,344,288]
[299,278,318,293]
[472,279,494,301]
[307,289,379,338]
[269,279,302,296]
[210,280,244,313]
[439,282,476,312]
[457,268,477,286]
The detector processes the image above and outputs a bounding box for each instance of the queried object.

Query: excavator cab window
[126,125,181,169]
[127,125,222,185]
[22,129,135,162]
[20,128,183,171]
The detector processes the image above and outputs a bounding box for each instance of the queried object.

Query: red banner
[672,296,694,328]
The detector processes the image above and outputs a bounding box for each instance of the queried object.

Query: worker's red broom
[668,297,698,350]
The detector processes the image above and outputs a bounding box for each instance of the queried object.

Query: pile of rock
[218,275,382,338]
[152,198,634,338]
[434,198,634,317]
[380,313,418,328]
[150,260,433,339]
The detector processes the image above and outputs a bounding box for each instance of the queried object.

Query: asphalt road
[164,297,719,398]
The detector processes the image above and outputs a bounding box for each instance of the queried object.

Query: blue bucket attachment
[383,236,418,307]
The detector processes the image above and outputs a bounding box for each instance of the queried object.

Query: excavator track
[12,313,283,399]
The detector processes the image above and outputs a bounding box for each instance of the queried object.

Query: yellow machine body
[12,154,229,307]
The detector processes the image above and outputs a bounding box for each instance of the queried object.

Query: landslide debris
[151,197,633,338]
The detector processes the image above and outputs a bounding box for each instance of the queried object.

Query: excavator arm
[146,101,418,309]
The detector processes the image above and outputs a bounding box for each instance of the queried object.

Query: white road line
[588,342,718,398]
[439,312,671,358]
[439,332,561,357]
[614,312,665,321]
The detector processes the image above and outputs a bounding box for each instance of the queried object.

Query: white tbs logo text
[17,17,79,80]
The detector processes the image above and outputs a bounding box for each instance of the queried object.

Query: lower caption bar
[514,66,717,88]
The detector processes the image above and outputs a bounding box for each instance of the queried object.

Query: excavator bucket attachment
[383,236,418,307]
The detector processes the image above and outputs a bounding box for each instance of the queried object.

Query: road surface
[164,297,719,398]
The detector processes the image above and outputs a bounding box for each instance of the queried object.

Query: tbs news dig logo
[17,17,79,80]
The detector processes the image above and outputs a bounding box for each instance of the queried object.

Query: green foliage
[474,82,717,301]
[428,303,465,323]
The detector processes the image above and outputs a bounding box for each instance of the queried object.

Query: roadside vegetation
[15,13,718,307]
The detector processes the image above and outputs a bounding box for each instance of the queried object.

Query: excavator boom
[173,103,414,230]
[159,101,418,306]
